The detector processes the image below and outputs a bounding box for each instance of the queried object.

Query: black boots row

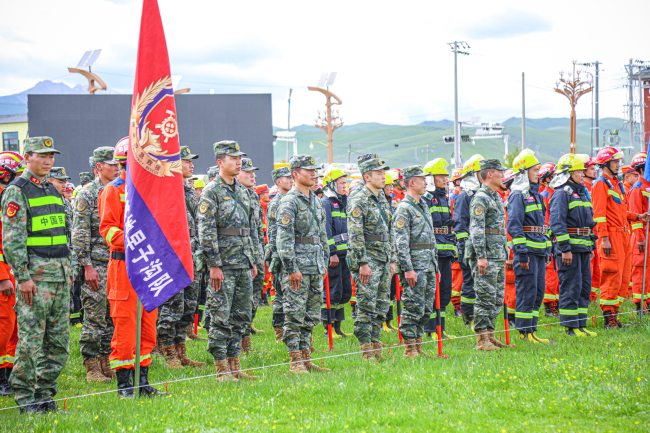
[116,367,166,399]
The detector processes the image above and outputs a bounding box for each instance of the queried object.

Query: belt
[218,227,251,237]
[365,234,390,242]
[433,227,450,235]
[485,228,505,235]
[111,251,125,261]
[295,235,320,245]
[522,225,547,234]
[567,227,592,236]
[410,243,435,250]
[333,233,349,243]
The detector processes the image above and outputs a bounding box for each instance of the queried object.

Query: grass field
[3,301,649,433]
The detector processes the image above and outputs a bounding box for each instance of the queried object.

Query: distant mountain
[0,80,105,115]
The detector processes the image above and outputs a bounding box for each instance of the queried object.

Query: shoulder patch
[280,213,292,225]
[5,201,20,218]
[76,198,88,212]
[395,216,407,229]
[351,207,362,218]
[199,201,209,214]
[473,205,485,216]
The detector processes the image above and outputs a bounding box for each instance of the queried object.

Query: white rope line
[1,309,647,413]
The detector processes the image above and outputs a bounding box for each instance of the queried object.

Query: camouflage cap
[402,165,428,180]
[359,157,389,174]
[290,154,318,170]
[93,146,119,165]
[207,165,219,178]
[48,166,70,180]
[79,171,93,185]
[480,159,507,171]
[272,166,291,182]
[180,146,199,160]
[213,140,246,157]
[24,136,61,154]
[241,157,258,171]
[357,153,378,165]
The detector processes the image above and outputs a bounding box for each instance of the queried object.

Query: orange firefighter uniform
[627,176,650,310]
[0,188,17,372]
[98,170,158,370]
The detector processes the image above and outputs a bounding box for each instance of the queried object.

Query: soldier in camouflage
[237,157,265,353]
[198,140,259,382]
[2,137,72,413]
[207,165,219,183]
[157,146,206,368]
[79,171,93,187]
[392,165,437,358]
[72,147,119,383]
[276,155,330,374]
[464,159,510,351]
[347,155,395,361]
[266,166,292,341]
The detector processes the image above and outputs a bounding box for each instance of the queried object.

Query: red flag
[125,0,193,311]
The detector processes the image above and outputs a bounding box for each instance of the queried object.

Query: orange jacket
[592,172,638,235]
[98,170,126,252]
[0,185,12,282]
[627,177,650,241]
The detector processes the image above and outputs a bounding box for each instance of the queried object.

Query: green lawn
[3,301,649,433]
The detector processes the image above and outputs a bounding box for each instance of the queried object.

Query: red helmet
[539,162,556,181]
[585,156,597,167]
[503,168,516,186]
[450,167,464,182]
[630,152,647,169]
[0,151,24,181]
[114,137,129,162]
[595,146,624,165]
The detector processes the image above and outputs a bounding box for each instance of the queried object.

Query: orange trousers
[543,259,559,305]
[590,249,601,302]
[630,230,650,307]
[451,261,462,307]
[597,230,632,313]
[504,263,516,316]
[0,283,17,369]
[107,258,157,370]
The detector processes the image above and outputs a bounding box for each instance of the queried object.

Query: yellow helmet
[462,154,485,176]
[558,153,586,172]
[512,149,540,172]
[322,166,347,185]
[194,178,206,189]
[385,171,395,185]
[424,158,450,176]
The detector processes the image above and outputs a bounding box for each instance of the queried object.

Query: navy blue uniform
[453,189,475,322]
[550,181,595,329]
[425,188,456,333]
[321,190,352,324]
[507,182,551,333]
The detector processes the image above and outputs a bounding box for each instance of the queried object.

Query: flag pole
[641,217,649,320]
[134,298,143,397]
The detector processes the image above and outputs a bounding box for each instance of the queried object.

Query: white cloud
[0,0,648,127]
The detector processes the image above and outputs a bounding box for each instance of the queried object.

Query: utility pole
[309,77,343,163]
[626,59,636,149]
[579,61,601,152]
[554,61,593,154]
[448,41,470,167]
[521,72,526,150]
[287,88,293,131]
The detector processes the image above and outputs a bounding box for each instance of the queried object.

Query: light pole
[554,61,592,154]
[448,41,470,167]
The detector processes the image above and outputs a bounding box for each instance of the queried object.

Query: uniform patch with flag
[124,0,193,312]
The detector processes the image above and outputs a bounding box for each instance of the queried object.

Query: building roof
[0,114,28,124]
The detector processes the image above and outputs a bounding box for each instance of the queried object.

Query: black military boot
[138,367,166,397]
[116,369,134,399]
[0,368,13,396]
[39,399,58,413]
[333,320,349,337]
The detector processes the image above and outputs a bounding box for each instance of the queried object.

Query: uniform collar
[23,168,48,186]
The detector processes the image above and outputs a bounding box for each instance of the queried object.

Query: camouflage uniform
[198,141,257,362]
[2,137,72,411]
[276,156,328,353]
[465,160,508,332]
[157,146,202,348]
[392,166,437,341]
[72,148,117,365]
[240,158,265,341]
[79,171,93,187]
[347,156,395,346]
[266,167,291,330]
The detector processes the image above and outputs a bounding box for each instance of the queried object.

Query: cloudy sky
[1,0,648,127]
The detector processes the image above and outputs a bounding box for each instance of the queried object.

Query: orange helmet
[0,151,24,181]
[595,146,624,165]
[630,152,647,169]
[450,167,464,182]
[539,162,556,181]
[114,137,129,162]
